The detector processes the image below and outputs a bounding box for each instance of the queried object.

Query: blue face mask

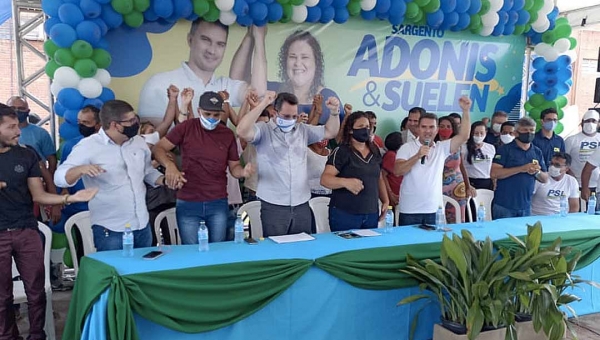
[16,110,29,123]
[542,121,557,132]
[276,116,295,133]
[200,115,219,130]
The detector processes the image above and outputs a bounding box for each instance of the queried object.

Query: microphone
[421,139,430,164]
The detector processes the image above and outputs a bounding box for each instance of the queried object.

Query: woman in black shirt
[321,111,389,231]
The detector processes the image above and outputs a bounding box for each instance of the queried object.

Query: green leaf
[525,224,542,251]
[508,271,532,281]
[466,301,484,340]
[398,294,430,305]
[442,235,469,284]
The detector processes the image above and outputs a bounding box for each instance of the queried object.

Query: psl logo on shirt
[547,189,565,198]
[579,141,599,159]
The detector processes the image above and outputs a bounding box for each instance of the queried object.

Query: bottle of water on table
[122,223,134,257]
[234,212,244,243]
[588,192,596,215]
[435,206,446,231]
[560,194,568,217]
[477,202,486,227]
[198,221,209,252]
[384,206,394,233]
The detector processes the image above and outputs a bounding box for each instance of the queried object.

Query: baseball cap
[198,92,224,112]
[583,110,599,121]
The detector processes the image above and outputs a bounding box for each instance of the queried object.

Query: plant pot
[515,320,566,340]
[433,324,506,340]
[441,319,467,335]
[515,313,532,322]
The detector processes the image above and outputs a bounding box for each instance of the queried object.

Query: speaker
[595,78,600,103]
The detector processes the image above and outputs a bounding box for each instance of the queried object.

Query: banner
[108,18,525,137]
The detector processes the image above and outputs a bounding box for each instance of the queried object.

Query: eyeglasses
[117,116,140,125]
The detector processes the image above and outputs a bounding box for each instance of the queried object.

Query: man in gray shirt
[237,91,340,236]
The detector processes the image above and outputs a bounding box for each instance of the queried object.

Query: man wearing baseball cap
[153,91,253,244]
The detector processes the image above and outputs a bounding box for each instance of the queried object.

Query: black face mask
[516,132,534,144]
[78,124,96,137]
[352,128,370,143]
[120,123,140,139]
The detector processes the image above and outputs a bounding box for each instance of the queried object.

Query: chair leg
[45,290,56,340]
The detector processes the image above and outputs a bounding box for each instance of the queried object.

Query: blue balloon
[319,0,333,7]
[53,101,67,117]
[426,10,444,28]
[42,0,63,17]
[375,0,390,14]
[455,0,470,13]
[389,13,403,25]
[80,0,102,19]
[101,4,123,28]
[501,0,513,11]
[468,0,481,15]
[548,6,559,21]
[76,20,102,45]
[556,55,572,68]
[455,12,471,30]
[58,3,85,27]
[513,0,524,10]
[254,18,268,27]
[58,88,85,110]
[492,23,505,36]
[98,87,116,102]
[153,0,173,18]
[236,14,253,27]
[507,10,518,25]
[547,20,555,31]
[502,24,515,35]
[246,0,257,4]
[530,33,542,45]
[544,62,558,75]
[332,0,349,8]
[556,83,569,95]
[556,69,572,82]
[544,87,558,101]
[92,37,109,49]
[333,8,349,23]
[389,0,406,19]
[375,11,388,20]
[64,109,79,125]
[531,82,548,94]
[83,98,104,109]
[497,10,508,25]
[544,75,558,87]
[306,6,322,23]
[260,0,275,4]
[516,9,529,25]
[532,70,546,83]
[49,23,78,48]
[444,12,459,27]
[59,122,81,140]
[173,0,194,19]
[233,0,249,17]
[92,18,108,36]
[267,3,283,22]
[63,0,80,3]
[320,6,335,23]
[250,2,268,21]
[566,79,573,86]
[186,13,199,21]
[440,0,456,13]
[44,17,61,36]
[532,57,546,69]
[360,9,376,21]
[96,0,110,4]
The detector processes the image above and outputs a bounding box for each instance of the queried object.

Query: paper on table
[352,229,381,237]
[269,232,315,244]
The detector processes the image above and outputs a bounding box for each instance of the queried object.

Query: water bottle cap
[388,206,393,209]
[479,202,484,206]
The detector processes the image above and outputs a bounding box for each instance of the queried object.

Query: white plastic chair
[309,197,331,233]
[64,211,95,275]
[472,189,494,221]
[443,195,462,224]
[238,201,262,239]
[12,222,56,340]
[154,207,180,245]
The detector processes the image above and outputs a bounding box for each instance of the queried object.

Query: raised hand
[344,103,353,116]
[180,88,194,107]
[218,90,230,101]
[325,97,340,113]
[0,181,6,189]
[167,85,179,101]
[263,91,277,105]
[458,96,472,111]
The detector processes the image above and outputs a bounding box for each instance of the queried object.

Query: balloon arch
[42,0,576,138]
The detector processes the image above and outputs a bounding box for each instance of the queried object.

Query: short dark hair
[260,108,270,117]
[384,132,403,151]
[448,113,461,122]
[409,107,425,116]
[492,111,508,119]
[189,18,229,37]
[100,100,134,130]
[81,105,100,123]
[364,111,377,120]
[400,117,408,130]
[552,152,572,166]
[0,103,17,124]
[541,108,558,121]
[501,121,515,130]
[419,112,438,125]
[274,92,299,112]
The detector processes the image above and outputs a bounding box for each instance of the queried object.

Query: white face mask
[500,134,514,144]
[276,116,295,133]
[583,122,597,135]
[141,131,160,145]
[548,165,562,178]
[492,123,502,133]
[473,135,485,144]
[200,115,220,131]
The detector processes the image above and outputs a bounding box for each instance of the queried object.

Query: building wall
[571,28,600,113]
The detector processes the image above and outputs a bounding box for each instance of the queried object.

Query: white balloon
[553,38,570,54]
[489,0,503,12]
[291,5,308,23]
[532,17,550,33]
[533,42,551,56]
[77,78,103,99]
[304,0,319,7]
[93,69,111,87]
[480,26,494,37]
[54,67,80,88]
[544,47,559,62]
[219,10,237,26]
[540,0,554,15]
[360,0,376,11]
[481,12,499,27]
[215,0,235,12]
[50,82,64,97]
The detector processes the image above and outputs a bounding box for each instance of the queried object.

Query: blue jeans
[492,203,531,220]
[92,224,152,251]
[328,206,379,232]
[398,213,436,226]
[176,198,229,244]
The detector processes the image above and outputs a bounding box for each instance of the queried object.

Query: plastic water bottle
[560,195,568,217]
[384,206,394,233]
[234,213,244,243]
[122,223,134,257]
[435,206,446,231]
[588,192,596,215]
[198,221,209,252]
[477,202,486,227]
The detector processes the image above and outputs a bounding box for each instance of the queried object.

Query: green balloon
[416,12,427,25]
[413,10,424,23]
[204,2,220,22]
[480,0,490,15]
[542,31,555,44]
[74,58,98,78]
[414,0,429,7]
[470,25,482,35]
[555,96,567,109]
[54,49,75,67]
[529,108,541,120]
[51,232,68,249]
[277,0,289,4]
[44,40,59,58]
[422,0,440,13]
[71,40,94,59]
[568,37,577,49]
[45,60,60,79]
[124,11,144,27]
[553,24,571,39]
[523,0,533,11]
[469,15,481,30]
[348,1,361,16]
[133,0,150,12]
[281,3,292,21]
[555,17,569,28]
[193,0,210,17]
[63,249,74,268]
[555,121,564,134]
[540,99,558,111]
[557,109,564,120]
[91,49,112,69]
[405,2,420,19]
[290,0,303,5]
[528,12,537,24]
[529,93,545,106]
[530,0,543,12]
[513,25,526,35]
[524,101,533,112]
[111,0,134,15]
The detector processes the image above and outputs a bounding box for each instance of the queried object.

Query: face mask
[473,135,485,144]
[548,165,562,178]
[352,128,370,143]
[516,132,534,144]
[276,116,295,133]
[542,121,557,132]
[492,123,502,133]
[583,122,597,135]
[438,128,453,140]
[142,131,160,145]
[16,110,29,123]
[78,124,96,137]
[500,134,514,144]
[200,115,220,131]
[120,122,139,139]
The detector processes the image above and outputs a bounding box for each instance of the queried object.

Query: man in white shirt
[531,152,579,215]
[401,107,424,145]
[394,96,472,226]
[138,19,266,124]
[565,110,600,199]
[55,100,168,251]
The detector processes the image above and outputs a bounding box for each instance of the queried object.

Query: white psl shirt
[531,174,579,216]
[396,138,451,214]
[461,142,495,179]
[565,132,600,188]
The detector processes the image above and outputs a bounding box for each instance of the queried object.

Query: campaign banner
[107,18,525,137]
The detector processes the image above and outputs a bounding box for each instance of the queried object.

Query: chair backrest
[11,223,52,288]
[443,195,462,224]
[154,207,180,245]
[465,197,474,223]
[473,189,494,221]
[64,211,95,275]
[238,201,262,239]
[309,197,330,233]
